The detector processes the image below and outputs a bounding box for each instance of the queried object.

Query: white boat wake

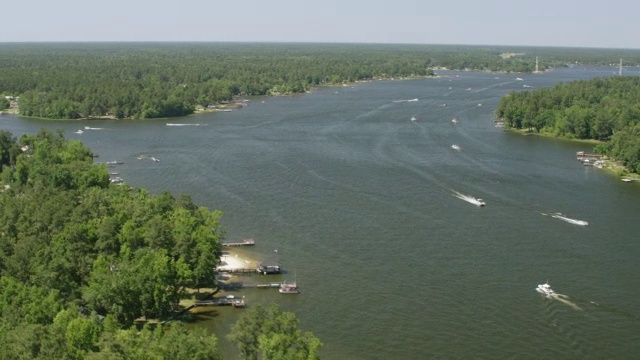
[84,126,107,130]
[452,191,485,206]
[393,98,419,103]
[548,213,589,226]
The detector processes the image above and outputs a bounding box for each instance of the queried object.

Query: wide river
[2,66,640,359]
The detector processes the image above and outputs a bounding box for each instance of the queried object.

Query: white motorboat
[536,283,556,297]
[451,145,461,151]
[411,116,416,121]
[74,130,83,134]
[451,118,458,124]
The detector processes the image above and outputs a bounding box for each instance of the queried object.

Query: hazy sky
[2,0,638,48]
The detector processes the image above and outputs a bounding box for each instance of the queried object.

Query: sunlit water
[3,66,640,359]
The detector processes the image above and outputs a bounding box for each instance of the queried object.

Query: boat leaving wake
[452,190,485,206]
[393,98,419,103]
[549,213,589,226]
[536,283,582,310]
[84,126,107,130]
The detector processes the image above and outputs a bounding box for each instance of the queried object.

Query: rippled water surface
[3,66,640,359]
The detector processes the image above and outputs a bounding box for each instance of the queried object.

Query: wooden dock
[220,282,283,290]
[195,296,245,308]
[217,267,259,274]
[222,239,255,247]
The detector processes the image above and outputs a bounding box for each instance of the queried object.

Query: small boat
[536,283,556,297]
[515,77,524,81]
[451,145,461,151]
[150,157,160,162]
[74,130,83,134]
[279,281,300,294]
[451,118,458,124]
[411,116,416,121]
[477,103,482,107]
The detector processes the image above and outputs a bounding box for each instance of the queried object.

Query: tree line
[0,129,321,359]
[3,43,640,120]
[496,76,640,173]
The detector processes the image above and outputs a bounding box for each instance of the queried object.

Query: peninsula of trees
[496,76,640,173]
[3,43,640,120]
[0,130,321,359]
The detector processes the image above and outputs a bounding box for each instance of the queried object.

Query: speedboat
[451,118,458,124]
[536,283,556,297]
[74,130,83,134]
[451,145,461,151]
[279,281,300,294]
[411,116,416,121]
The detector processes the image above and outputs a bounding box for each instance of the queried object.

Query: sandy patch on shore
[216,251,257,271]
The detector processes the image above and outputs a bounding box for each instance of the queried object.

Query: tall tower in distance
[619,58,623,76]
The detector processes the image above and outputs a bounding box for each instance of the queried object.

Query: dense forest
[0,130,321,359]
[496,76,640,173]
[2,43,640,119]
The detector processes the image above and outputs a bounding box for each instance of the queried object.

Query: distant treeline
[3,43,640,119]
[496,76,640,173]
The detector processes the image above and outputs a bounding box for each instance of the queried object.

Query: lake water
[2,66,640,359]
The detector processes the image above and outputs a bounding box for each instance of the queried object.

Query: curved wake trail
[550,293,583,310]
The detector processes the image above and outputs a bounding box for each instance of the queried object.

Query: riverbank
[505,127,640,179]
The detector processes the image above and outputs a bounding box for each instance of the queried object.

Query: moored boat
[279,281,300,294]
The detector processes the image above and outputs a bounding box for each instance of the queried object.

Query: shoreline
[504,127,640,179]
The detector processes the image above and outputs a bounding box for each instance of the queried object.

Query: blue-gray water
[2,67,640,359]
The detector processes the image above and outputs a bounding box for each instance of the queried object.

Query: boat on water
[74,130,83,134]
[451,145,461,151]
[411,116,416,121]
[279,281,300,294]
[451,118,458,124]
[536,283,556,297]
[515,77,524,81]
